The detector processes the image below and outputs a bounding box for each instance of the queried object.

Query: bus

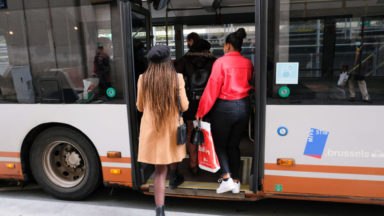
[1,0,384,204]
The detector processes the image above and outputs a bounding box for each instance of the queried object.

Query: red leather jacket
[197,52,253,118]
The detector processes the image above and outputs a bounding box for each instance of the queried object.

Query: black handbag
[176,74,187,145]
[191,120,204,145]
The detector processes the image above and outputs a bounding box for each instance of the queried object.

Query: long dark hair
[142,61,178,130]
[225,28,247,51]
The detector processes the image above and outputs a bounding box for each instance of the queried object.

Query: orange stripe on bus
[102,167,132,183]
[105,181,133,188]
[0,162,24,180]
[100,156,131,163]
[265,163,384,175]
[264,175,384,198]
[0,152,20,158]
[264,194,384,205]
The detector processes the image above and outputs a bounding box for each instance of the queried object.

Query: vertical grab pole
[165,1,169,46]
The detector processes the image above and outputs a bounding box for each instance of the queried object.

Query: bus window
[0,1,125,104]
[153,26,176,59]
[183,24,255,62]
[132,11,149,80]
[0,35,9,75]
[267,1,384,104]
[0,6,30,103]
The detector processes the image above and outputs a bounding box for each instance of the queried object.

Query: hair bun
[235,28,246,39]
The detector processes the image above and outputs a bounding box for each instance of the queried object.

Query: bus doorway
[126,0,261,200]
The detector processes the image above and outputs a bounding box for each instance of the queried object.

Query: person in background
[196,28,253,194]
[348,43,371,103]
[186,32,200,51]
[136,45,188,216]
[175,39,216,174]
[94,45,111,96]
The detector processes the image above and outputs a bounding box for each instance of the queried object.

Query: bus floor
[142,136,254,199]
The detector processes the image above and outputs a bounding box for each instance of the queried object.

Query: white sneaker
[216,178,236,194]
[232,181,240,193]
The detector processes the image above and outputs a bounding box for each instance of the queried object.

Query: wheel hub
[65,151,81,169]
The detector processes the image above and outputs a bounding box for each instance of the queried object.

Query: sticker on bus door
[304,128,329,159]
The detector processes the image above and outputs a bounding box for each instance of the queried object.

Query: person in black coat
[175,38,216,174]
[94,45,111,96]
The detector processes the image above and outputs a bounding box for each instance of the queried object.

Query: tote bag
[194,120,220,173]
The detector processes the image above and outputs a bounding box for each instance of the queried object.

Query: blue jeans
[210,97,250,180]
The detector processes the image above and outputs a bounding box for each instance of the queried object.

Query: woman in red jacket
[196,28,253,194]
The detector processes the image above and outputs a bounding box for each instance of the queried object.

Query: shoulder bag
[176,74,187,145]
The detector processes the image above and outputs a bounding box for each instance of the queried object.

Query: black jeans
[211,97,250,180]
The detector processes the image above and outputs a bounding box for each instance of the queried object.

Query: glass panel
[360,17,384,101]
[183,24,255,62]
[153,26,176,59]
[0,0,125,104]
[0,35,9,74]
[268,0,384,104]
[0,0,30,103]
[132,11,149,81]
[289,19,323,77]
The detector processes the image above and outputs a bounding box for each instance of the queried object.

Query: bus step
[147,180,249,200]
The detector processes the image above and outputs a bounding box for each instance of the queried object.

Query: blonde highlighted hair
[141,61,178,130]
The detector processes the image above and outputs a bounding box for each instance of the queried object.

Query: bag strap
[175,73,182,125]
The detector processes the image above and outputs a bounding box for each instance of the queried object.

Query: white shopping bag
[337,72,349,87]
[194,121,220,173]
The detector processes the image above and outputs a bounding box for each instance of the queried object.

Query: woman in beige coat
[136,45,188,216]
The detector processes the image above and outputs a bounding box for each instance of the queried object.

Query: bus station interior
[0,0,384,196]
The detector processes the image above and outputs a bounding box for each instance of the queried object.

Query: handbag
[176,74,187,145]
[197,121,220,173]
[191,120,204,145]
[337,72,349,87]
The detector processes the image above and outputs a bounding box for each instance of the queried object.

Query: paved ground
[0,181,383,216]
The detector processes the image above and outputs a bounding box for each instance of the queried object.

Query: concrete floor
[0,182,383,216]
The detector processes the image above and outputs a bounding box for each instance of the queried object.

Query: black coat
[175,51,216,120]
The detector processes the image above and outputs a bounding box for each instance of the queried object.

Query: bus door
[262,0,384,202]
[123,2,153,189]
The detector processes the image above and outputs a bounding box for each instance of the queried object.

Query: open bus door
[123,0,263,200]
[121,1,153,190]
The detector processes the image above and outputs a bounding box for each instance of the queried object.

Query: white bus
[1,0,384,204]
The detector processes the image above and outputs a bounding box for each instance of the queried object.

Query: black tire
[30,126,101,200]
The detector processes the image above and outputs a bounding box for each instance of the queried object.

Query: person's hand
[195,115,201,121]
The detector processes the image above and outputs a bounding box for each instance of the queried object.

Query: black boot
[169,170,184,189]
[156,206,165,216]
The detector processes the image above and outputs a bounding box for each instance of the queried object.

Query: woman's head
[342,64,349,71]
[224,28,247,53]
[142,45,178,130]
[187,32,200,49]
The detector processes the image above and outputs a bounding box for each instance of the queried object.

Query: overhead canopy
[144,0,384,19]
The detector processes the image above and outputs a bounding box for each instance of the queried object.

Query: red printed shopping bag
[195,121,220,173]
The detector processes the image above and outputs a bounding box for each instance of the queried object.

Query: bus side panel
[0,152,23,180]
[264,105,384,200]
[0,104,133,186]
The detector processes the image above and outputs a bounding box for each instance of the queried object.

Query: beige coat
[136,73,189,165]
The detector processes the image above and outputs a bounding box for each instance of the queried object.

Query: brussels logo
[304,128,329,159]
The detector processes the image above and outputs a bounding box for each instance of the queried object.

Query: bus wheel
[30,126,101,200]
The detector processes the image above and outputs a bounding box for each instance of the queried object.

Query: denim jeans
[210,97,250,180]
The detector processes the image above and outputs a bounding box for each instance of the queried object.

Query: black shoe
[363,99,373,104]
[169,171,184,189]
[156,206,165,216]
[189,166,199,176]
[349,97,355,102]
